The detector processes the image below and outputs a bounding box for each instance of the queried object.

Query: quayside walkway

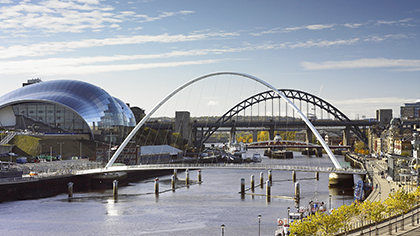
[75,163,367,176]
[336,155,420,236]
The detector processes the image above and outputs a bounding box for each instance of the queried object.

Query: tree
[311,211,343,236]
[384,189,414,231]
[334,203,358,235]
[360,200,386,234]
[289,215,319,236]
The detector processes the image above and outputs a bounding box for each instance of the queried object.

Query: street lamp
[258,214,261,236]
[221,224,225,236]
[342,190,345,206]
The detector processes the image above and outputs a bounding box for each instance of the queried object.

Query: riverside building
[0,79,137,144]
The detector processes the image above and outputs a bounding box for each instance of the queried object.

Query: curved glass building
[0,79,136,143]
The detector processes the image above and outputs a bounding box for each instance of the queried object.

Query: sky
[1,0,420,120]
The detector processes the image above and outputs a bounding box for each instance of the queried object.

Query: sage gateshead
[0,79,137,143]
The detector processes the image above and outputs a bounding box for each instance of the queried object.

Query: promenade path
[344,155,420,236]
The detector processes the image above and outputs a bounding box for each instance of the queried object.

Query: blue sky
[1,0,420,119]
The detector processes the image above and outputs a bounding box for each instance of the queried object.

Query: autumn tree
[334,203,359,235]
[289,214,319,236]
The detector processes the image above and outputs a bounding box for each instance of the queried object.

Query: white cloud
[301,58,420,71]
[0,58,222,75]
[0,31,239,59]
[375,18,413,26]
[364,34,408,42]
[0,0,119,33]
[0,1,194,35]
[207,100,220,106]
[288,38,359,49]
[135,10,194,23]
[330,97,415,118]
[305,24,334,30]
[343,23,362,28]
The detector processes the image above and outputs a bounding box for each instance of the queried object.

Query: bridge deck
[75,164,367,176]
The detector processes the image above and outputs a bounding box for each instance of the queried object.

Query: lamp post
[221,224,225,236]
[342,190,345,206]
[258,214,261,236]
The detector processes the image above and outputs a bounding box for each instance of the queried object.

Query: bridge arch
[198,89,368,146]
[106,72,342,169]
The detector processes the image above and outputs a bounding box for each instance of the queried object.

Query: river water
[0,151,359,236]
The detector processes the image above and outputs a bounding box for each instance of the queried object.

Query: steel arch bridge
[197,88,368,146]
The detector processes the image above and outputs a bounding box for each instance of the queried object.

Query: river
[0,151,360,236]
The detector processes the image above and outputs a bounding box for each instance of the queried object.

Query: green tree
[289,215,319,236]
[361,200,386,234]
[310,211,342,236]
[334,203,358,235]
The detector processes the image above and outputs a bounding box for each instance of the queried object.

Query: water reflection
[0,151,360,236]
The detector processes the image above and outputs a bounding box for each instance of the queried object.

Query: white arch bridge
[76,164,367,176]
[106,72,346,170]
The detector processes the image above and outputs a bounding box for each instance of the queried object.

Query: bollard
[67,182,74,198]
[174,169,178,179]
[113,180,118,200]
[185,169,190,186]
[292,171,296,182]
[250,175,255,192]
[295,182,300,200]
[241,178,245,196]
[171,175,176,191]
[154,178,159,195]
[315,172,319,181]
[197,170,202,183]
[260,172,264,189]
[268,170,272,186]
[266,180,271,202]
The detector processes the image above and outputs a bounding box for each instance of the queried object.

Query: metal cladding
[0,80,136,141]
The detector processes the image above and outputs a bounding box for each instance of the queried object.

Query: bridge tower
[229,125,237,144]
[269,125,275,141]
[175,111,192,145]
[343,127,351,146]
[253,131,258,143]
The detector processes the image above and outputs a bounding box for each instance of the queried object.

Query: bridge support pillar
[269,126,275,141]
[292,171,296,182]
[253,131,258,143]
[229,126,237,144]
[295,182,300,201]
[343,127,351,146]
[316,148,323,157]
[113,180,118,200]
[328,173,354,187]
[240,178,245,197]
[185,169,190,186]
[306,127,313,144]
[67,182,73,199]
[171,175,176,191]
[154,178,159,195]
[250,175,255,192]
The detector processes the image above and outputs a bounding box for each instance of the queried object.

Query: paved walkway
[344,155,420,236]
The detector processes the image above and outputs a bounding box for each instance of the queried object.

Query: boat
[252,152,262,162]
[265,149,293,159]
[275,201,328,236]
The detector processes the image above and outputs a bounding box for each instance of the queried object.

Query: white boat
[252,153,262,162]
